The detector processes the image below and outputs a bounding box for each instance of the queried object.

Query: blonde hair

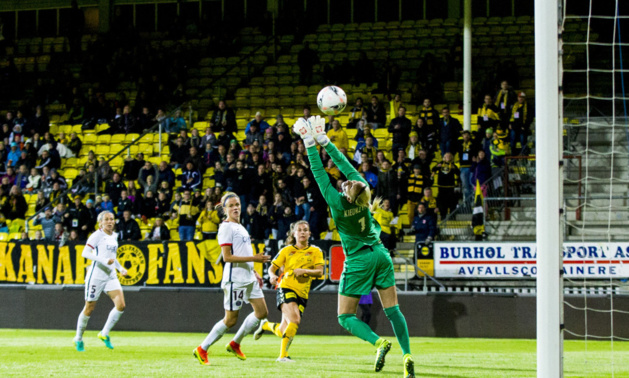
[353,185,383,214]
[285,220,310,245]
[216,191,239,220]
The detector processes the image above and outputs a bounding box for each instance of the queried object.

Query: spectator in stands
[439,108,462,155]
[33,207,57,240]
[243,203,266,240]
[105,172,126,205]
[226,160,252,206]
[347,97,366,128]
[14,165,29,190]
[509,91,534,155]
[147,216,170,241]
[411,203,437,245]
[122,153,145,181]
[155,191,170,218]
[96,157,113,182]
[216,126,236,150]
[477,94,500,140]
[186,147,204,172]
[297,42,318,85]
[269,193,286,239]
[27,105,49,137]
[366,96,386,129]
[495,80,517,131]
[179,161,201,191]
[32,230,45,241]
[471,150,492,193]
[66,132,82,157]
[420,187,439,218]
[481,128,493,158]
[375,159,399,215]
[457,131,478,200]
[245,112,270,134]
[117,209,141,241]
[137,106,154,130]
[85,199,96,231]
[326,120,349,151]
[159,181,173,203]
[140,190,157,219]
[10,124,24,144]
[406,165,425,225]
[388,106,412,153]
[200,127,217,151]
[34,191,48,212]
[67,98,85,125]
[165,109,187,134]
[116,189,133,218]
[374,198,396,251]
[210,100,236,133]
[27,167,41,192]
[173,189,199,241]
[65,195,90,239]
[432,152,461,219]
[2,186,27,220]
[6,142,20,168]
[277,206,298,242]
[489,131,508,172]
[138,161,157,187]
[415,118,437,161]
[197,201,219,240]
[169,137,188,169]
[154,161,174,188]
[419,98,440,129]
[101,194,114,213]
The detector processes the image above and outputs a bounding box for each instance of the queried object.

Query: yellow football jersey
[272,245,325,299]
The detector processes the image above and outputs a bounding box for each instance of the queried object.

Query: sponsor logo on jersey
[117,244,147,285]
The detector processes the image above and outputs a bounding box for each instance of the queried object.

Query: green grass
[0,329,627,377]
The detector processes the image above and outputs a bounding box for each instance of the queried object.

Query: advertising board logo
[117,244,146,285]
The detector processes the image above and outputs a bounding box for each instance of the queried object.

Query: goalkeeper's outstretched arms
[308,116,367,185]
[293,118,341,208]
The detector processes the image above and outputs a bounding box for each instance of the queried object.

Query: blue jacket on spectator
[412,213,437,244]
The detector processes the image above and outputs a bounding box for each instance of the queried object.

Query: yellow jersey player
[253,220,324,362]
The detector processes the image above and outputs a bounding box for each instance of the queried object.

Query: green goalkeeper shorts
[339,243,395,297]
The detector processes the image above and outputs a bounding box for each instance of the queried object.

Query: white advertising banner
[434,242,629,278]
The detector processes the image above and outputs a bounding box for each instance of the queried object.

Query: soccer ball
[317,86,347,116]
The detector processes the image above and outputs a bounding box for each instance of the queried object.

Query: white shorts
[223,281,264,311]
[85,277,122,302]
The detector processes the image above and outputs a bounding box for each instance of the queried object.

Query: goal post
[535,0,564,377]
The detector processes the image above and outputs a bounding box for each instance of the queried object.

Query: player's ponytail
[353,185,383,215]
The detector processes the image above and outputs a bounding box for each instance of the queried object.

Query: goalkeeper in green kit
[293,116,414,378]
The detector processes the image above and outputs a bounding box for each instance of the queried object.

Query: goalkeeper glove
[293,118,316,148]
[308,115,330,147]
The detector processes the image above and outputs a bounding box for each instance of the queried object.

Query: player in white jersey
[193,192,271,365]
[73,211,128,351]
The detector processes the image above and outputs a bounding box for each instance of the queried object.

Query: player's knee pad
[284,322,298,338]
[338,313,356,330]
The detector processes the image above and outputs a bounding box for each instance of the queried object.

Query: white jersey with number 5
[218,221,254,286]
[85,229,120,281]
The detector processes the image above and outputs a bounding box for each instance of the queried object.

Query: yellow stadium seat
[194,121,209,130]
[236,131,246,141]
[64,168,78,180]
[345,129,357,139]
[0,233,9,241]
[203,178,215,188]
[153,133,168,144]
[49,124,59,134]
[59,125,72,134]
[95,123,110,133]
[374,128,390,139]
[148,156,162,166]
[125,133,141,143]
[97,134,111,144]
[28,194,38,204]
[111,134,125,144]
[161,145,170,155]
[139,143,154,155]
[95,145,110,156]
[110,157,124,168]
[83,134,97,144]
[9,233,21,240]
[26,204,36,217]
[128,145,139,155]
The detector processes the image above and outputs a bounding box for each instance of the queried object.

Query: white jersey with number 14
[218,221,255,286]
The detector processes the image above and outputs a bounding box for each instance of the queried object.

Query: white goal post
[535,0,564,377]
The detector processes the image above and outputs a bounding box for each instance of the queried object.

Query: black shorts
[276,288,308,315]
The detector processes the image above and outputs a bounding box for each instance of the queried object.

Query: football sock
[201,320,229,350]
[338,314,380,345]
[233,312,261,344]
[384,305,411,356]
[75,312,90,341]
[101,308,124,337]
[280,322,298,358]
[263,321,284,338]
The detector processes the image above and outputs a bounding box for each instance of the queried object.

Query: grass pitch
[0,329,627,377]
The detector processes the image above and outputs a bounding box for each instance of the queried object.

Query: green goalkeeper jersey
[307,143,382,257]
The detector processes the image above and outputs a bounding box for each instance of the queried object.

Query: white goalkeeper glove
[308,115,330,147]
[293,118,316,148]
